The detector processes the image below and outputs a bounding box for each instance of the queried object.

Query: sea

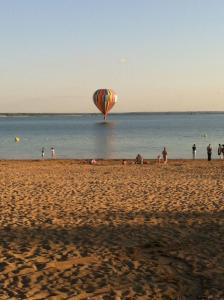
[0,112,223,160]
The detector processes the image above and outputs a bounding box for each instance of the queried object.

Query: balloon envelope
[93,89,117,119]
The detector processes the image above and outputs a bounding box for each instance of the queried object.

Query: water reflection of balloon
[94,121,115,158]
[96,121,116,129]
[93,89,118,120]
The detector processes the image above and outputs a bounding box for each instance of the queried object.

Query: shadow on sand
[0,211,224,299]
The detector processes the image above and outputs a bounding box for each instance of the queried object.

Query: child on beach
[90,159,97,165]
[51,147,56,159]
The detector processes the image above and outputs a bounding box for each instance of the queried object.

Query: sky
[0,0,224,113]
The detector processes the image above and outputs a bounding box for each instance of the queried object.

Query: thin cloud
[119,58,128,64]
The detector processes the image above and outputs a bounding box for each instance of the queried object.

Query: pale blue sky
[0,0,224,112]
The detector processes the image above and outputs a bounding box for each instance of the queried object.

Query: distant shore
[1,111,224,117]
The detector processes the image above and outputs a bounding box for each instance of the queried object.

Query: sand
[0,159,223,299]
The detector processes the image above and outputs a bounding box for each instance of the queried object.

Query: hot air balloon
[93,89,118,120]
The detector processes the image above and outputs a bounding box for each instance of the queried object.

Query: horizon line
[1,111,224,115]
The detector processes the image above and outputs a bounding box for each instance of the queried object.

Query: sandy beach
[0,159,223,299]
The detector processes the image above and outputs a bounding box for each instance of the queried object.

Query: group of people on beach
[41,144,224,162]
[135,147,168,165]
[192,144,224,161]
[41,147,56,159]
[157,147,168,164]
[135,143,224,164]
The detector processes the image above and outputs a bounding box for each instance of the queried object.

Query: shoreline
[0,158,223,166]
[0,158,221,161]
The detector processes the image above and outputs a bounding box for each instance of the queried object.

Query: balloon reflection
[94,121,116,158]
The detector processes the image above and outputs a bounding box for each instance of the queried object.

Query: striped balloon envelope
[93,89,118,120]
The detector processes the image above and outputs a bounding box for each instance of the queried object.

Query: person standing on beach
[192,144,196,160]
[51,147,56,159]
[162,147,168,164]
[218,144,222,159]
[221,144,224,159]
[41,147,45,159]
[207,144,212,161]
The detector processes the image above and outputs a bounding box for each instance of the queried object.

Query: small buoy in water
[15,137,20,142]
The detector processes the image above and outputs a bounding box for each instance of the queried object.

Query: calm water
[0,113,223,159]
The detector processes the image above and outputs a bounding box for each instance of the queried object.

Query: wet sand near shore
[0,159,224,299]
